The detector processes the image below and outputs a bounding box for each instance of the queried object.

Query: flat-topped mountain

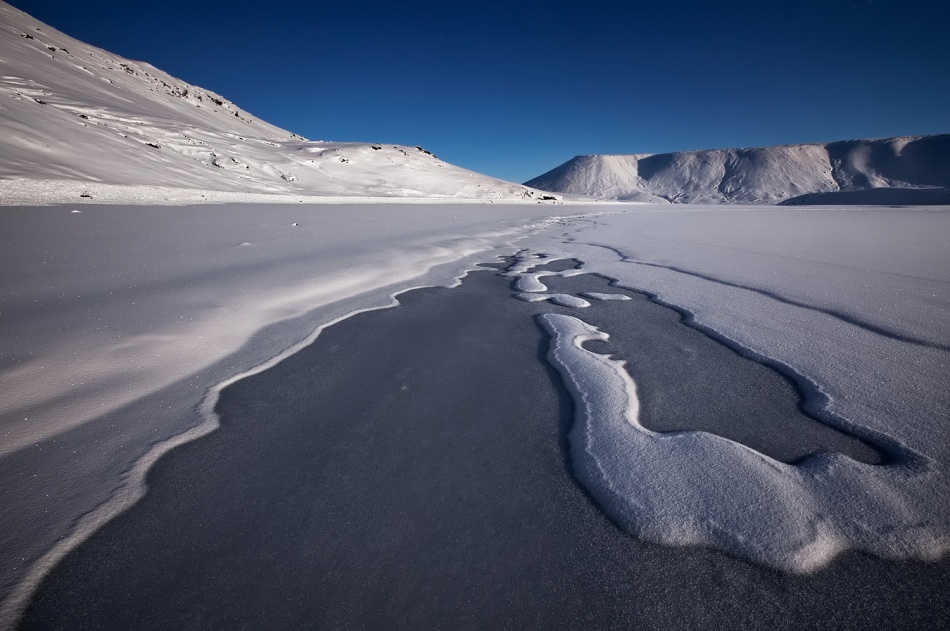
[525,135,950,205]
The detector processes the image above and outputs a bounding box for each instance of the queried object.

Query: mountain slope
[526,135,950,204]
[0,1,551,201]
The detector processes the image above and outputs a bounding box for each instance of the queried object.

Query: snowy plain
[1,0,949,627]
[3,200,949,627]
[518,208,950,572]
[0,200,582,627]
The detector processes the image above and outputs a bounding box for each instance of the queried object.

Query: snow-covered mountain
[525,135,950,204]
[0,1,553,202]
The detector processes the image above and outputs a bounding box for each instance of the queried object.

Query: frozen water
[24,258,947,629]
[509,205,950,572]
[3,203,948,627]
[0,203,577,628]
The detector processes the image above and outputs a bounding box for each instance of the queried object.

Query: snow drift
[0,1,552,202]
[526,135,950,204]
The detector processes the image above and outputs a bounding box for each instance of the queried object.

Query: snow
[1,0,949,626]
[512,207,950,572]
[526,135,950,204]
[2,202,949,625]
[0,1,557,203]
[581,292,631,301]
[514,293,591,308]
[0,204,573,458]
[0,202,576,628]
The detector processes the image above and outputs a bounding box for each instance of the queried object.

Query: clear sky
[10,0,950,183]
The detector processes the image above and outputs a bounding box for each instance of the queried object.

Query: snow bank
[513,206,950,572]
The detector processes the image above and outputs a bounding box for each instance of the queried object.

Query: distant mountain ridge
[525,135,950,204]
[0,1,552,201]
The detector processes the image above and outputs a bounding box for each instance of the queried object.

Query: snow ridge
[526,135,950,204]
[504,249,950,574]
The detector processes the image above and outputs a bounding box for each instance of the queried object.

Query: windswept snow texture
[0,202,575,630]
[1,202,947,627]
[0,1,553,202]
[540,309,936,573]
[525,135,950,204]
[510,206,950,572]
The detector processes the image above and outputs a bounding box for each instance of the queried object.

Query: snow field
[0,203,579,629]
[510,207,950,572]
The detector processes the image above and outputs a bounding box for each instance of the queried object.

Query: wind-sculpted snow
[514,292,591,308]
[0,204,577,630]
[538,311,944,573]
[507,206,950,573]
[525,134,950,204]
[1,203,947,628]
[581,292,631,301]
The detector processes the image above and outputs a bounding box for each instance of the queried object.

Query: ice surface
[0,202,577,629]
[1,0,948,623]
[3,203,948,627]
[539,310,940,572]
[510,272,559,293]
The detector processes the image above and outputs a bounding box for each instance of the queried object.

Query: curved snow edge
[0,259,504,630]
[538,312,949,574]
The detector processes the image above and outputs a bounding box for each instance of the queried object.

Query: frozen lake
[20,258,950,629]
[2,203,948,628]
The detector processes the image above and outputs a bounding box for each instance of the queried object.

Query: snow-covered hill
[526,135,950,204]
[0,1,554,203]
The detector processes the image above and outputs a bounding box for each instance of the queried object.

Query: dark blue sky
[11,0,950,183]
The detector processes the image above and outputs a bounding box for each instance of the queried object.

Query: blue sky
[11,0,950,183]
